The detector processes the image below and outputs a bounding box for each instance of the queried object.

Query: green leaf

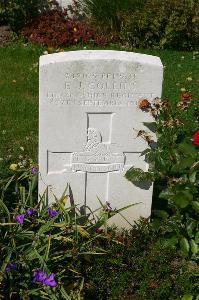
[173,197,189,208]
[31,173,38,192]
[0,251,12,273]
[143,122,156,133]
[186,220,197,238]
[180,237,190,255]
[44,235,51,262]
[195,232,199,244]
[171,157,195,173]
[33,249,49,272]
[172,191,193,208]
[189,171,197,183]
[178,142,197,158]
[60,286,71,300]
[155,154,169,170]
[115,202,140,214]
[2,175,15,192]
[162,236,178,247]
[190,239,198,254]
[38,218,57,235]
[140,148,151,157]
[192,201,199,213]
[180,157,195,169]
[171,149,181,164]
[79,277,84,292]
[190,161,199,172]
[153,210,169,219]
[0,200,11,222]
[159,188,174,200]
[182,295,193,300]
[125,167,153,182]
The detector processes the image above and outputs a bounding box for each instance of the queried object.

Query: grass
[0,43,43,168]
[0,42,198,169]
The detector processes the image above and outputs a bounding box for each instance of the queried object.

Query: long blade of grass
[44,235,51,262]
[0,200,11,222]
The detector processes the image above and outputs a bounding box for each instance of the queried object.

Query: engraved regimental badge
[72,128,125,173]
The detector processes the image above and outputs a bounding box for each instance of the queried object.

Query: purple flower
[44,273,57,287]
[33,269,47,283]
[33,270,57,287]
[26,208,34,216]
[48,208,58,218]
[4,262,16,273]
[31,166,38,174]
[15,214,25,225]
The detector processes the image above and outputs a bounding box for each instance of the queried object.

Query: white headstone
[39,50,163,228]
[56,0,73,8]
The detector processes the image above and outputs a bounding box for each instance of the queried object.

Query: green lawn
[0,42,198,167]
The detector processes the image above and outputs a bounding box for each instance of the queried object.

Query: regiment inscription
[39,50,163,228]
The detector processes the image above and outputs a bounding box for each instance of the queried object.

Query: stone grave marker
[56,0,73,8]
[39,50,163,228]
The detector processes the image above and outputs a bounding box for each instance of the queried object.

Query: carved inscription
[72,163,124,173]
[46,69,154,106]
[72,128,125,173]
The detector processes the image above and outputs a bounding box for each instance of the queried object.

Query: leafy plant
[0,0,54,31]
[83,220,199,299]
[121,0,199,50]
[0,167,137,299]
[1,168,198,299]
[126,96,199,257]
[22,8,107,48]
[79,0,146,33]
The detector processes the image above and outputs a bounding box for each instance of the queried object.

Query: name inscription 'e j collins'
[45,70,155,106]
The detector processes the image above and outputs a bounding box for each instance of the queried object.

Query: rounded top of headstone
[40,50,162,67]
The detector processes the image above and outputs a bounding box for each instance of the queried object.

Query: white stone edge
[40,50,163,67]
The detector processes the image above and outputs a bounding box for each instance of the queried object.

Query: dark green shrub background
[0,0,53,31]
[82,0,147,32]
[81,0,199,50]
[121,0,199,50]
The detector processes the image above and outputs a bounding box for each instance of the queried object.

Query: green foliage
[83,222,199,299]
[1,170,198,300]
[0,0,53,31]
[0,42,198,165]
[121,0,199,50]
[80,0,147,32]
[125,97,199,259]
[22,8,108,48]
[1,166,198,298]
[0,168,138,299]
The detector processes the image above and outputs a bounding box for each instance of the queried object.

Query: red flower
[180,92,192,102]
[138,99,151,110]
[192,130,199,146]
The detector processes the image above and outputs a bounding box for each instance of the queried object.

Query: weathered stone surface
[39,50,163,228]
[56,0,73,8]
